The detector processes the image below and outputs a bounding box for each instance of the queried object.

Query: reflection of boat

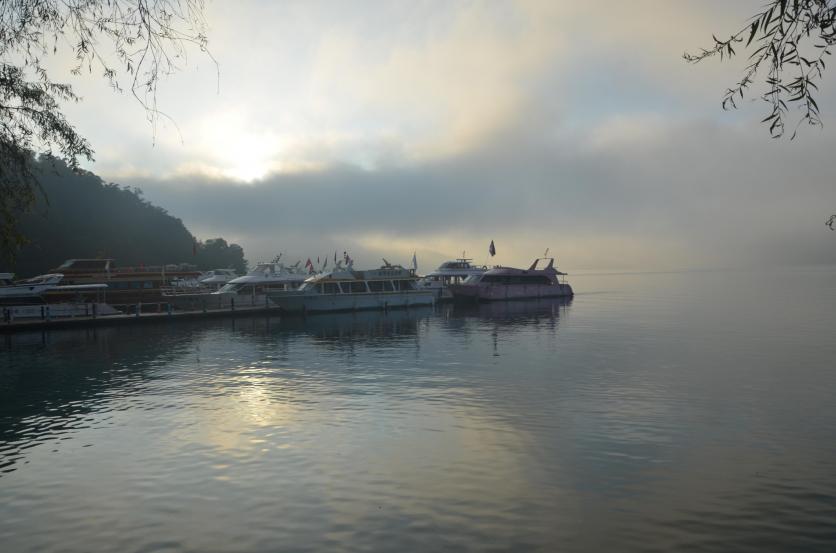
[449,257,573,301]
[416,258,487,300]
[268,261,435,313]
[449,296,572,321]
[279,305,432,340]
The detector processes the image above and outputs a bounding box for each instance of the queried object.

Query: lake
[2,267,835,552]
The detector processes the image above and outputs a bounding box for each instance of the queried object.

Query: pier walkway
[0,303,284,333]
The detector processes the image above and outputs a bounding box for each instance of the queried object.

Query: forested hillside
[3,158,247,277]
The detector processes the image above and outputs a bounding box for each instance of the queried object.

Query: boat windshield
[217,282,244,294]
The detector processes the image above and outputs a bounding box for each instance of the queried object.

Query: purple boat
[449,257,573,301]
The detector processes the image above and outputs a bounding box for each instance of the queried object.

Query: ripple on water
[2,272,836,552]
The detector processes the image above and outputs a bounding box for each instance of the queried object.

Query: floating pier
[0,302,285,333]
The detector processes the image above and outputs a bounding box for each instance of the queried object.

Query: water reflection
[2,271,836,552]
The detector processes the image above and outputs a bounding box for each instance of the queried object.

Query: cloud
[126,109,836,271]
[30,0,834,271]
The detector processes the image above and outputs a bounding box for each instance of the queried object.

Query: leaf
[747,21,759,46]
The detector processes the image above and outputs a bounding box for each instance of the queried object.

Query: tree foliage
[1,0,209,259]
[686,0,836,229]
[4,157,246,277]
[686,0,836,139]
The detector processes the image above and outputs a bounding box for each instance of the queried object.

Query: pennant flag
[412,251,418,271]
[489,240,496,257]
[334,251,337,263]
[323,257,328,269]
[305,258,314,273]
[317,256,320,264]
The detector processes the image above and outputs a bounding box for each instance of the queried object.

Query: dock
[0,303,285,333]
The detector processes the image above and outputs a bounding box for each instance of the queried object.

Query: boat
[0,273,109,305]
[198,269,239,290]
[214,261,307,299]
[48,258,202,307]
[0,273,65,304]
[416,258,487,300]
[448,257,573,301]
[164,260,307,310]
[267,260,435,313]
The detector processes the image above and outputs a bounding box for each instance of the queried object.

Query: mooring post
[46,306,51,321]
[41,306,45,320]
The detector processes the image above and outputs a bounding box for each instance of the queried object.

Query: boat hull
[268,290,435,313]
[449,283,573,301]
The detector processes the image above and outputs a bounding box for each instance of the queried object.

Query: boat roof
[485,258,567,276]
[305,264,416,283]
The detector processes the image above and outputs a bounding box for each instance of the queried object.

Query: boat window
[143,281,154,289]
[351,281,368,293]
[482,274,552,285]
[395,280,416,291]
[367,280,386,292]
[323,282,340,294]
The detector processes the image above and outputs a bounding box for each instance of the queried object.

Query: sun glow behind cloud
[46,0,836,269]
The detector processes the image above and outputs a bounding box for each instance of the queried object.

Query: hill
[3,157,247,277]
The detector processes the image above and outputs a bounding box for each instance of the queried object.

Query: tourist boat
[267,260,435,313]
[0,273,64,304]
[449,257,573,301]
[416,258,487,300]
[0,273,109,305]
[48,258,202,307]
[214,261,307,299]
[198,269,239,290]
[165,260,307,310]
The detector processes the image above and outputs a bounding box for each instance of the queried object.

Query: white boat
[198,269,239,289]
[268,260,435,313]
[0,273,108,305]
[416,258,487,300]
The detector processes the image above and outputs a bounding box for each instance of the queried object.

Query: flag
[305,258,314,273]
[412,251,418,271]
[317,256,320,264]
[334,251,337,263]
[323,257,328,269]
[489,240,496,257]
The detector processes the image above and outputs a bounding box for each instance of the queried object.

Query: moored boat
[1,273,109,306]
[164,260,307,310]
[449,257,573,301]
[268,260,434,313]
[198,269,239,290]
[48,258,201,307]
[416,258,487,300]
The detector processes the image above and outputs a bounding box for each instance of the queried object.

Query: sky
[48,0,836,271]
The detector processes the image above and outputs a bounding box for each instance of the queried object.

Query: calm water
[2,267,836,552]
